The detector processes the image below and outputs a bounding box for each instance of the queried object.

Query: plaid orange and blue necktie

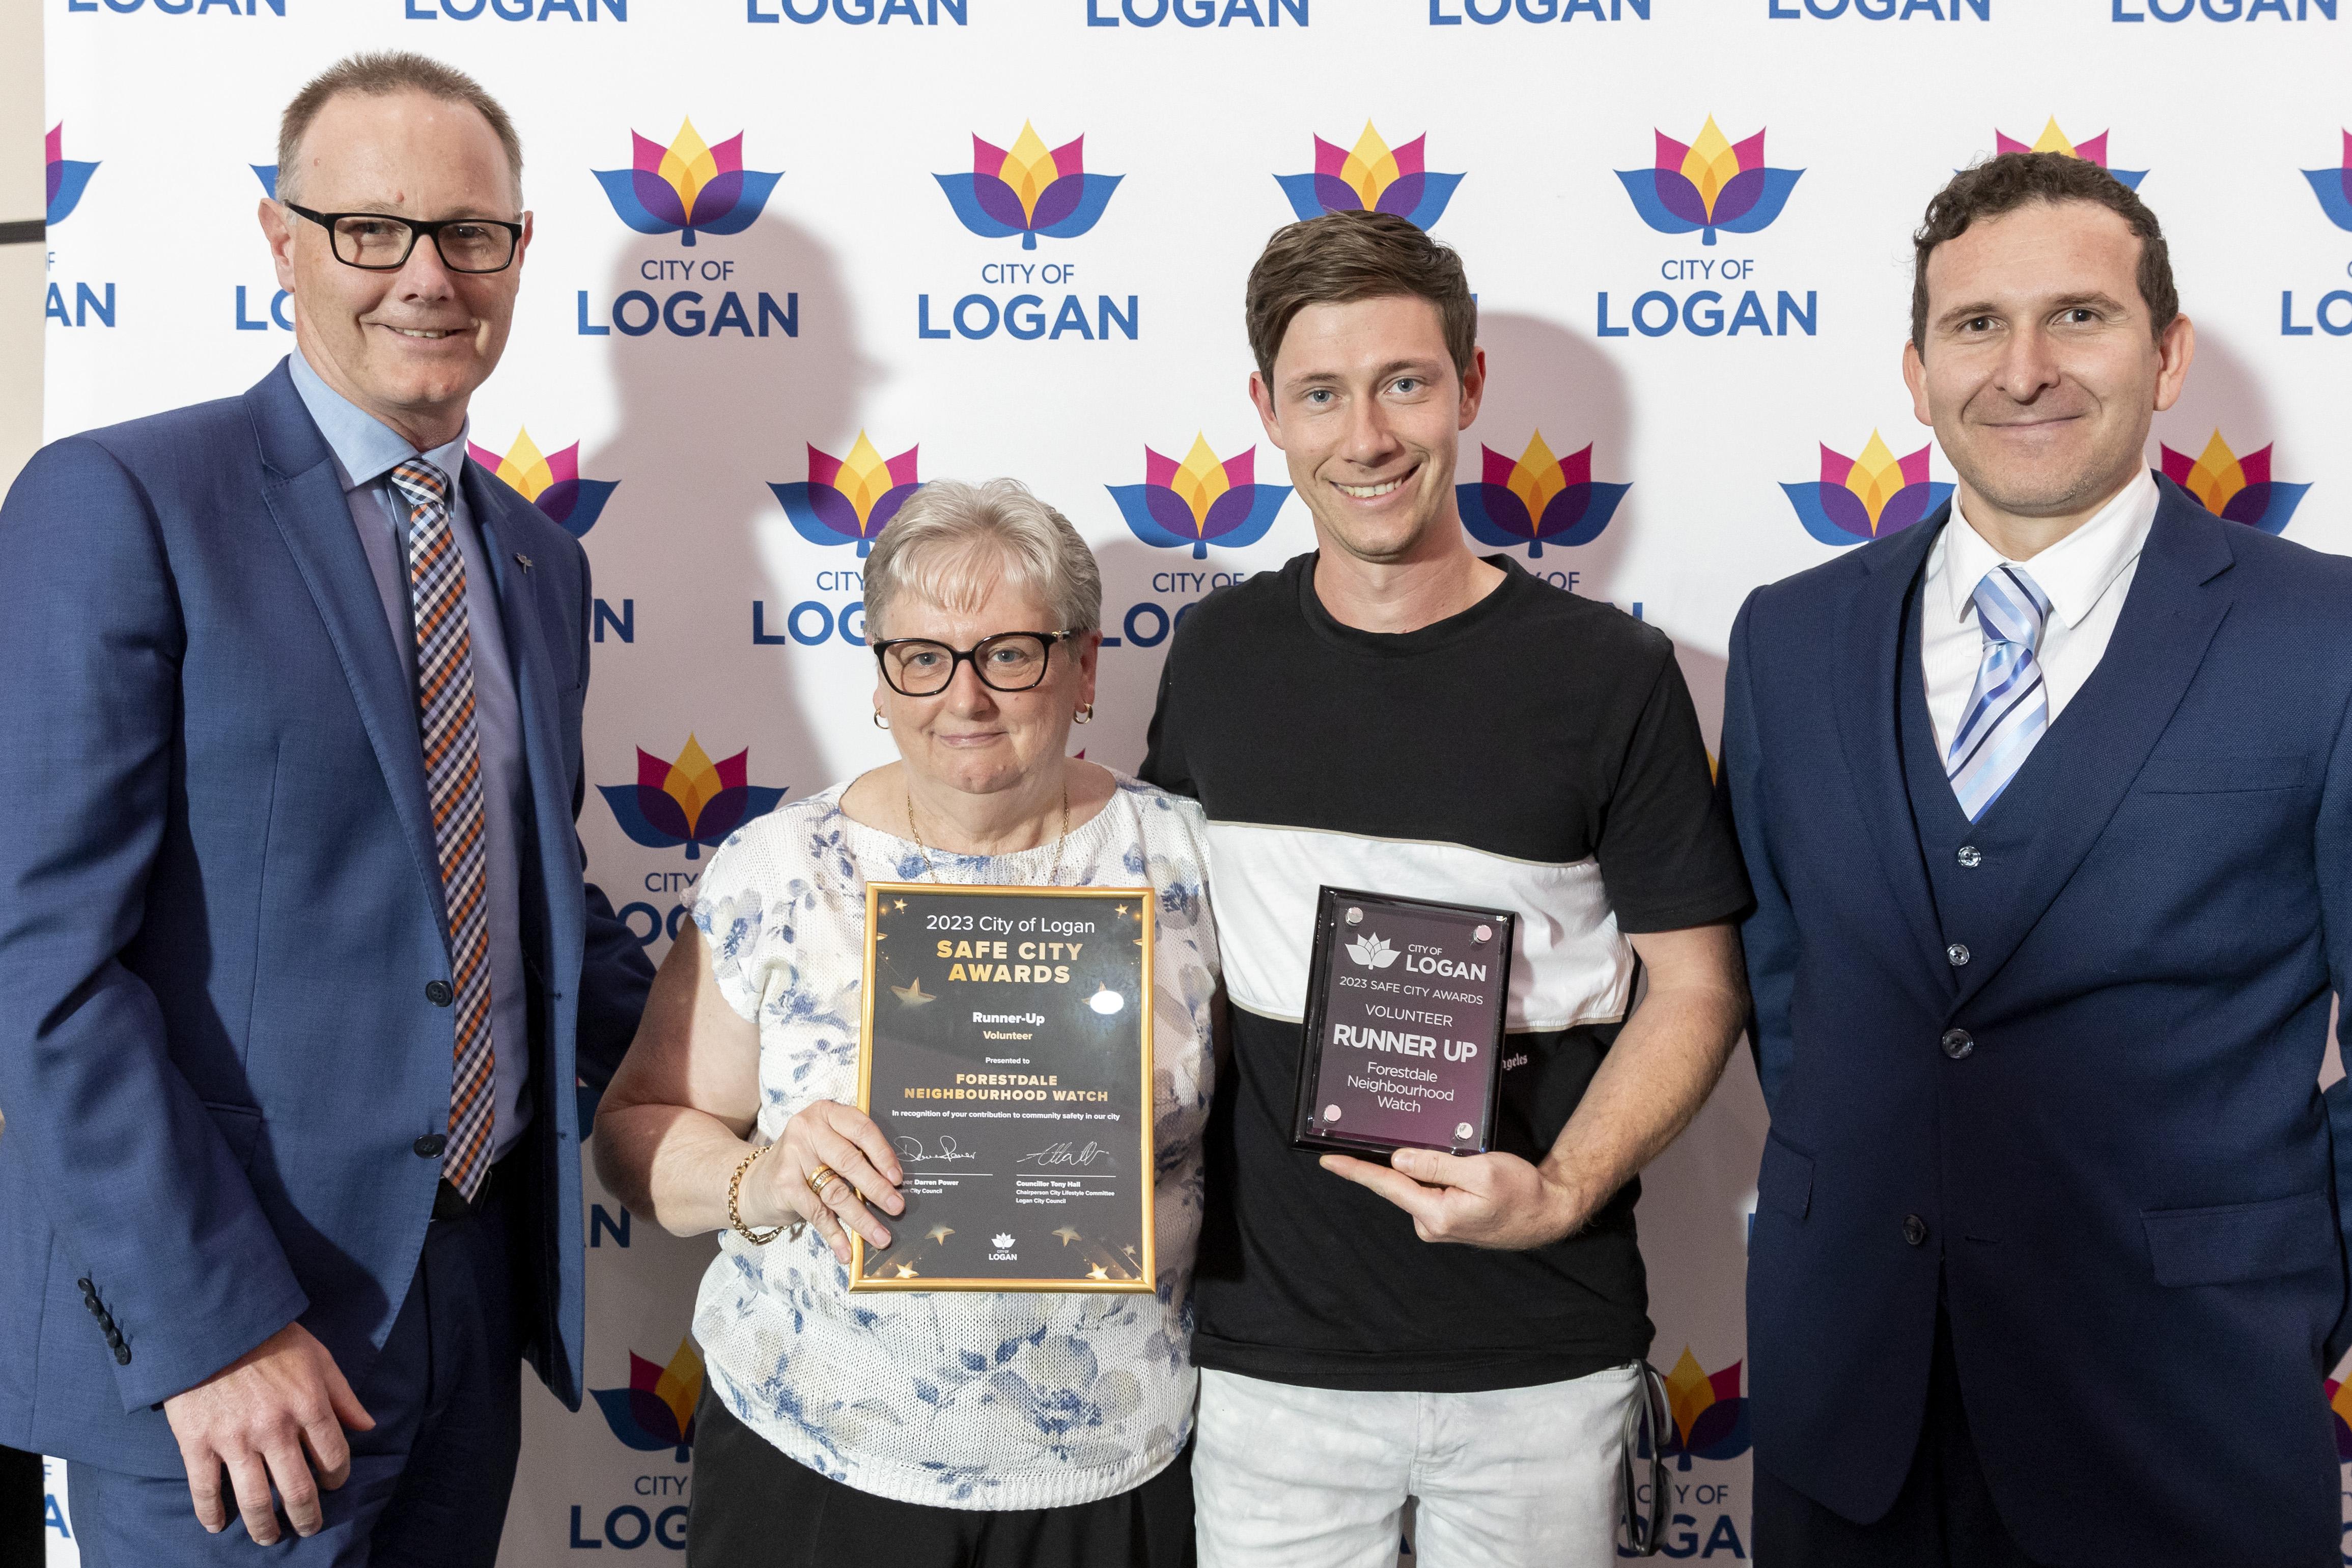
[389,459,497,1200]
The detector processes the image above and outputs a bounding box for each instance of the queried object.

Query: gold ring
[806,1164,842,1199]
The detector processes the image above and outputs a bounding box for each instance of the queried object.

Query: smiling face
[262,89,530,451]
[1250,294,1485,568]
[1904,199,2192,536]
[874,574,1100,804]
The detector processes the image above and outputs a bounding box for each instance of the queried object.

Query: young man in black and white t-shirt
[1143,211,1752,1566]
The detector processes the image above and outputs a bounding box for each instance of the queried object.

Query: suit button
[1946,943,1970,967]
[414,1133,447,1158]
[1956,845,1982,869]
[113,1345,132,1366]
[1941,1028,1974,1060]
[425,980,454,1007]
[1903,1214,1929,1247]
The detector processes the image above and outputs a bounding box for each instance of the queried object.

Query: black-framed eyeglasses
[284,203,522,274]
[872,631,1072,696]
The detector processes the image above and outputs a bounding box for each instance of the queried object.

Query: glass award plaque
[1291,886,1515,1158]
[850,882,1157,1293]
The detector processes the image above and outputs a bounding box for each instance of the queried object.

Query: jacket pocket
[2135,754,2313,795]
[1757,1131,1814,1221]
[2143,1188,2335,1286]
[202,1102,265,1172]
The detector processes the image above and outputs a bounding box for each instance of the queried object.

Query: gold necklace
[906,782,1071,887]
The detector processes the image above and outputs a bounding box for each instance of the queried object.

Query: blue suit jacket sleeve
[0,439,309,1409]
[1722,590,1799,1113]
[2313,682,2352,1364]
[567,547,653,1093]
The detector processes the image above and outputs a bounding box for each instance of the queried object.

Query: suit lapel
[1830,512,1951,1006]
[246,363,449,946]
[1949,486,2236,1010]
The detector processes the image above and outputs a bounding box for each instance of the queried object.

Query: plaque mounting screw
[1346,907,1362,925]
[1455,1121,1474,1140]
[1324,1104,1342,1122]
[1472,925,1492,944]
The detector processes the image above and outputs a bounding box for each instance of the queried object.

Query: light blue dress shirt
[288,350,532,1164]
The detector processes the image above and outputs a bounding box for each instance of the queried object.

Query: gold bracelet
[727,1144,783,1245]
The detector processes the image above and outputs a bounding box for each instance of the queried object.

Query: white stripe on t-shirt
[1205,820,1634,1032]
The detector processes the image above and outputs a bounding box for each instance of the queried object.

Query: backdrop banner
[38,0,2352,1560]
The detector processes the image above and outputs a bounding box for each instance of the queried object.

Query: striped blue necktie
[1946,565,2053,822]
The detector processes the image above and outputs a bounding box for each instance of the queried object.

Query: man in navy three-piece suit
[1725,152,2352,1565]
[0,53,652,1563]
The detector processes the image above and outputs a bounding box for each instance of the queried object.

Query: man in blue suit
[1723,152,2350,1565]
[0,52,652,1562]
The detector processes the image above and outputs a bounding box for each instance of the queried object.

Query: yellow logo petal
[1001,121,1059,225]
[493,427,554,503]
[1170,433,1233,533]
[1341,121,1402,212]
[662,734,723,834]
[1679,116,1742,216]
[2029,117,2079,158]
[838,431,895,528]
[651,1337,704,1440]
[2181,429,2247,517]
[1845,430,1906,530]
[658,118,721,219]
[1664,1346,1716,1440]
[1505,431,1569,528]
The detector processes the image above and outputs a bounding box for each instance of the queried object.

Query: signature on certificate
[894,1135,979,1164]
[1017,1140,1111,1168]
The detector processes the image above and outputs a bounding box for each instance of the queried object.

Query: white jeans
[1192,1364,1643,1568]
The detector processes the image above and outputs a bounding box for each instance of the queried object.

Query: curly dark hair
[1911,152,2176,352]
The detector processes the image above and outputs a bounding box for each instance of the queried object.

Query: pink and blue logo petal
[1275,123,1463,232]
[770,432,921,557]
[600,737,788,861]
[2161,433,2308,535]
[1109,435,1290,559]
[46,125,99,228]
[1782,432,1950,547]
[1457,433,1628,558]
[1616,118,1801,246]
[595,119,782,247]
[2302,130,2352,232]
[936,122,1122,250]
[468,428,618,541]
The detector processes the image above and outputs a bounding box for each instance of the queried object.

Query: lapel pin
[514,553,534,572]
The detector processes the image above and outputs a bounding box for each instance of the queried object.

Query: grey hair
[278,52,523,207]
[863,478,1102,640]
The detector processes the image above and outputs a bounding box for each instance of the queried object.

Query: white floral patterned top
[686,773,1219,1510]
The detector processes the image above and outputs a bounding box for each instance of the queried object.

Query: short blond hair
[277,52,522,206]
[863,479,1102,640]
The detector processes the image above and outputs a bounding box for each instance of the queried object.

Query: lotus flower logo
[1108,434,1292,560]
[936,122,1122,250]
[1656,1348,1749,1470]
[1616,118,1801,247]
[467,428,618,540]
[1993,119,2144,189]
[2302,131,2352,232]
[1347,933,1399,969]
[46,124,98,228]
[595,119,783,247]
[2326,1376,2352,1461]
[769,431,921,557]
[1457,432,1630,559]
[1275,122,1464,232]
[992,1233,1015,1249]
[2160,432,2309,536]
[590,1337,702,1463]
[1781,431,1953,548]
[600,735,787,861]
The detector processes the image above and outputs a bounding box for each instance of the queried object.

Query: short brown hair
[1245,211,1476,386]
[277,52,523,206]
[1911,152,2175,352]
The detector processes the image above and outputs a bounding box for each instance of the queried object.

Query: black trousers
[2,1445,43,1563]
[1754,1304,2041,1567]
[686,1384,1196,1568]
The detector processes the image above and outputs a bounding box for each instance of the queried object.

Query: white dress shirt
[1922,469,2161,760]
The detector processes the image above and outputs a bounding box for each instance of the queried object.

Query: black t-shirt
[1140,553,1751,1392]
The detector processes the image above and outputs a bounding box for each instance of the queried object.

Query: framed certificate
[1291,886,1515,1159]
[851,882,1157,1293]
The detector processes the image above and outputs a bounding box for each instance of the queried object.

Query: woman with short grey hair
[593,479,1218,1567]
